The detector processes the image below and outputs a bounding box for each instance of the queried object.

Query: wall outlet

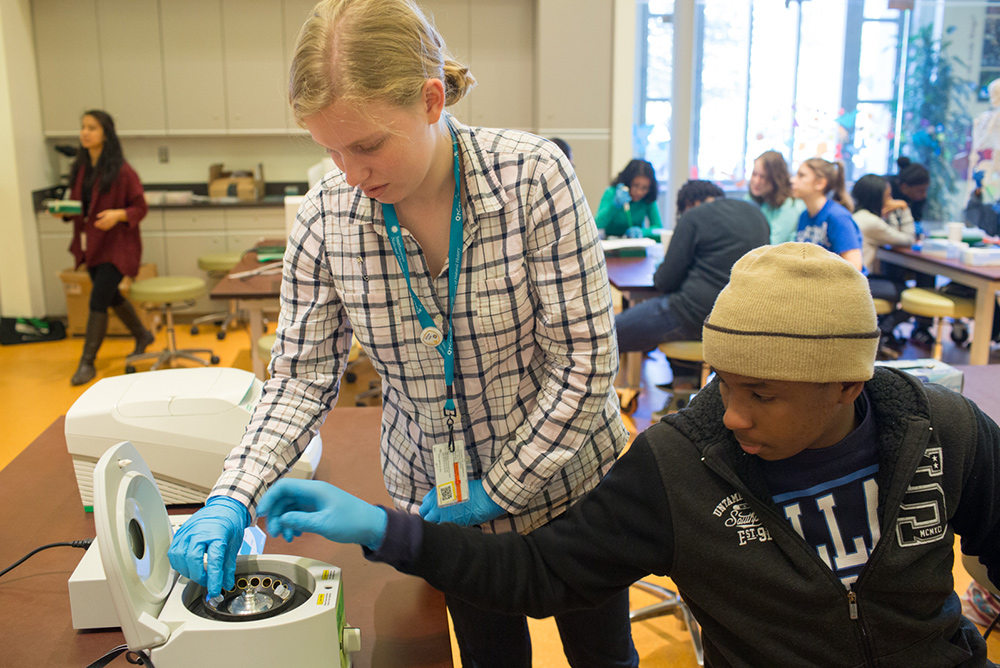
[157,146,169,163]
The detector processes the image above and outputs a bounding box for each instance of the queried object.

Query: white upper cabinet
[160,0,227,132]
[222,0,288,132]
[96,0,166,133]
[33,0,103,136]
[282,0,321,130]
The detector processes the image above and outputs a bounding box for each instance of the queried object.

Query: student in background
[257,243,1000,668]
[745,149,804,244]
[851,174,916,357]
[594,158,663,238]
[62,110,153,386]
[888,156,930,223]
[168,2,634,666]
[548,137,573,164]
[615,180,768,386]
[792,157,863,271]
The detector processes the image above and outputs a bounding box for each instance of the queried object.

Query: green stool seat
[899,288,975,361]
[657,340,705,363]
[257,333,277,360]
[872,298,894,316]
[125,276,218,373]
[130,276,206,304]
[198,251,244,273]
[900,288,975,319]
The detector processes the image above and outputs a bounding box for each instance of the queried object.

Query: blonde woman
[168,1,634,665]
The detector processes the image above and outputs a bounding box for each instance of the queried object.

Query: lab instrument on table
[91,440,360,666]
[65,367,322,509]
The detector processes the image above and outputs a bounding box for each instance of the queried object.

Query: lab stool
[630,581,704,665]
[654,341,710,416]
[899,288,975,361]
[125,277,220,373]
[872,298,894,316]
[191,251,245,340]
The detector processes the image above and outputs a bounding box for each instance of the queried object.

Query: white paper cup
[661,229,673,251]
[947,222,965,244]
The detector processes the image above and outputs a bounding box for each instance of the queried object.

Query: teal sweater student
[595,159,663,238]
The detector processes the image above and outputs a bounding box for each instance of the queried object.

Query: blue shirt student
[796,199,863,256]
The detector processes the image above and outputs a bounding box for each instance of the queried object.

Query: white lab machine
[65,367,322,509]
[92,440,360,666]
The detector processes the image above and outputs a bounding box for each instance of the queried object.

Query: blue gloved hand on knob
[613,183,631,209]
[419,478,505,526]
[168,496,250,598]
[257,478,388,551]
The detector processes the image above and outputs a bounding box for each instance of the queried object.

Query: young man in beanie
[257,243,1000,667]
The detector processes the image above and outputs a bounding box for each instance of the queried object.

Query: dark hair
[851,174,888,217]
[802,158,853,212]
[676,179,725,213]
[612,159,659,204]
[896,157,930,186]
[749,150,793,209]
[549,137,572,163]
[70,110,125,194]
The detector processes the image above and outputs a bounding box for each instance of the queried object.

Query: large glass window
[637,0,905,191]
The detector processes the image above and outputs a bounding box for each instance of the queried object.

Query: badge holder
[92,441,361,666]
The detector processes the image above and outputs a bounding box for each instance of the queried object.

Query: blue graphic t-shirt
[796,199,863,256]
[759,392,879,588]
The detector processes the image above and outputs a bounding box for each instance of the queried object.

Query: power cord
[85,644,157,668]
[0,540,92,580]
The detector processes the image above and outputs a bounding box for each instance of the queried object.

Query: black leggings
[88,263,126,312]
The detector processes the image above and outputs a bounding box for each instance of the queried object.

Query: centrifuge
[93,440,360,666]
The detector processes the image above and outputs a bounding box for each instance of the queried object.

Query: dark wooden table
[0,407,451,668]
[605,247,663,388]
[210,248,282,379]
[877,247,1000,365]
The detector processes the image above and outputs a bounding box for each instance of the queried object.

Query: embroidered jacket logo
[714,492,772,546]
[895,447,947,547]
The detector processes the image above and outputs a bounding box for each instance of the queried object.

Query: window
[636,0,905,192]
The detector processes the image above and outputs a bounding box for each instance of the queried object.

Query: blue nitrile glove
[168,496,249,597]
[257,479,388,551]
[419,479,505,526]
[613,183,631,209]
[974,169,986,189]
[624,226,644,239]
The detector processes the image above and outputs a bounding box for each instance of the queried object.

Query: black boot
[112,301,155,355]
[71,311,108,386]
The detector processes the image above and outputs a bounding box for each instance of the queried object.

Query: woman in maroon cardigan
[66,110,153,385]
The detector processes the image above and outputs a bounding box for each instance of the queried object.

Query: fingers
[205,541,226,597]
[419,489,437,517]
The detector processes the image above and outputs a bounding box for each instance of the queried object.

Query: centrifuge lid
[93,441,177,651]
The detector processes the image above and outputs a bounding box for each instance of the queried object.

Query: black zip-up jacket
[374,368,1000,667]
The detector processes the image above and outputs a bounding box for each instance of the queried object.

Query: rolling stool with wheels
[899,288,975,361]
[654,341,710,416]
[191,251,245,340]
[631,581,704,665]
[125,277,220,373]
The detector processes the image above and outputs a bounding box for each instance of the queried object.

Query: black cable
[0,540,93,580]
[126,650,157,667]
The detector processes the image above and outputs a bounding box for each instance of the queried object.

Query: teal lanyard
[382,129,463,417]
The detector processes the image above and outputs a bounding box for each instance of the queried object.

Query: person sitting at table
[614,180,768,387]
[256,243,1000,668]
[745,149,804,245]
[167,2,636,666]
[792,157,864,271]
[850,173,916,357]
[965,171,1000,237]
[594,159,663,238]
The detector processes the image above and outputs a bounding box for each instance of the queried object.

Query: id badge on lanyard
[383,127,468,507]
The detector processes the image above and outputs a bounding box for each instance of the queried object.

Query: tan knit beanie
[702,243,878,383]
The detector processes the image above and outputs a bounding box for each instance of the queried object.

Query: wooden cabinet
[222,0,288,132]
[37,213,74,316]
[96,0,166,133]
[160,0,227,132]
[32,0,103,136]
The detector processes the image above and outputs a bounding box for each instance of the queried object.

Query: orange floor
[1,317,996,666]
